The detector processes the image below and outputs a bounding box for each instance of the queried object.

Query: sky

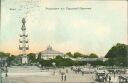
[0,0,127,57]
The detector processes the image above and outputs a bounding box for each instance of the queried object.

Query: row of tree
[20,43,128,67]
[0,52,10,57]
[0,43,128,67]
[66,52,98,58]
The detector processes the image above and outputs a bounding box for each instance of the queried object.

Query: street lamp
[5,62,8,77]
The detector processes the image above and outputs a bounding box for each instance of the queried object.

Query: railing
[20,34,28,37]
[19,40,28,43]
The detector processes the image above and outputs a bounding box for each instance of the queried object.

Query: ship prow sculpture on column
[19,18,29,64]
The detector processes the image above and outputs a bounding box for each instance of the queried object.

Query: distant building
[75,58,108,62]
[40,45,64,60]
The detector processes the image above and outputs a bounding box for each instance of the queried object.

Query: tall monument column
[19,18,29,64]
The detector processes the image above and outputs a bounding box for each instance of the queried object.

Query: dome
[47,45,52,50]
[41,45,63,55]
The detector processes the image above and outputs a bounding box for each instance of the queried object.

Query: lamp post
[5,62,8,77]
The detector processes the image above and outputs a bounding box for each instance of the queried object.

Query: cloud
[71,19,111,39]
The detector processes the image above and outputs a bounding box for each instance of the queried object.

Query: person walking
[64,74,66,82]
[82,71,84,76]
[59,70,61,74]
[106,74,108,82]
[114,70,116,78]
[61,72,65,81]
[109,76,111,83]
[66,69,68,73]
[61,73,63,81]
[53,71,55,76]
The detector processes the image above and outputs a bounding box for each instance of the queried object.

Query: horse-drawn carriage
[80,68,95,74]
[95,70,109,82]
[71,66,95,74]
[118,75,128,83]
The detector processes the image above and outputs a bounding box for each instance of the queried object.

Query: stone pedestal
[22,56,28,64]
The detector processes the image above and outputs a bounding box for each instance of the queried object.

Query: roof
[41,45,64,55]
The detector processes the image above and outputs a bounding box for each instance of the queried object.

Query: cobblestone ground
[1,66,122,83]
[3,74,95,83]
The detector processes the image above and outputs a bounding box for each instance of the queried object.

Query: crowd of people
[52,66,128,82]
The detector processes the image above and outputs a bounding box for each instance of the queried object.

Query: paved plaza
[1,66,126,83]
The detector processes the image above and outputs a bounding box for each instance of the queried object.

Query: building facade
[40,45,64,60]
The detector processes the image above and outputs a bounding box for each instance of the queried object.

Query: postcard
[0,0,128,83]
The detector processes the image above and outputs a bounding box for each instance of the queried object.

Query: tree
[105,43,127,58]
[66,52,87,58]
[105,43,128,67]
[27,53,36,63]
[7,55,16,66]
[74,52,84,58]
[37,52,42,60]
[66,52,73,57]
[88,53,98,58]
[55,55,63,60]
[0,52,10,57]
